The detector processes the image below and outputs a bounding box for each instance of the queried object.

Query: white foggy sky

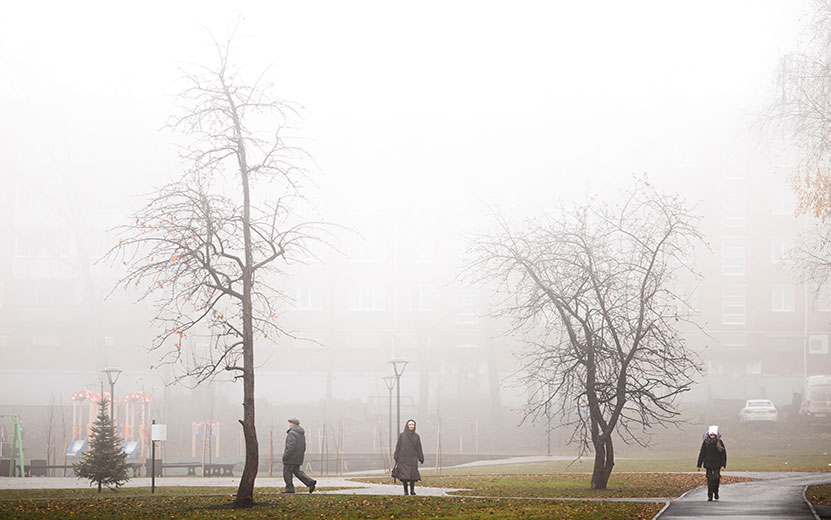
[0,1,808,221]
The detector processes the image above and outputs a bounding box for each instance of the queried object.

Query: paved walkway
[0,475,465,496]
[656,471,831,520]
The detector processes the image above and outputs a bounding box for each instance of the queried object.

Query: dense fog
[2,1,828,472]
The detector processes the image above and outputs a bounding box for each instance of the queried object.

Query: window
[347,288,386,311]
[291,287,322,311]
[770,238,794,265]
[772,190,796,216]
[819,288,831,312]
[32,335,60,348]
[456,291,479,324]
[408,284,433,311]
[771,284,796,312]
[23,280,73,306]
[15,182,58,211]
[721,334,747,348]
[414,237,436,264]
[15,230,71,259]
[745,359,762,374]
[722,198,746,228]
[723,161,747,180]
[771,336,797,351]
[722,285,745,325]
[351,239,386,263]
[809,335,829,355]
[721,238,745,276]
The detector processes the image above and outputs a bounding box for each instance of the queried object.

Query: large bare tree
[468,180,703,489]
[107,37,323,506]
[769,0,831,219]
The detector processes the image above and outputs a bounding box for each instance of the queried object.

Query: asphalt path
[656,471,831,520]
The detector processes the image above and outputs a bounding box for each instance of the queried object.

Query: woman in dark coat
[393,419,424,495]
[696,425,727,501]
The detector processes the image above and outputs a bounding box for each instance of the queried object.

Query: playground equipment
[0,415,24,477]
[67,387,152,468]
[123,391,152,461]
[68,389,100,456]
[192,421,220,458]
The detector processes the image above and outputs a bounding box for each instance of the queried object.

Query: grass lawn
[354,472,754,498]
[807,483,831,505]
[0,494,662,519]
[425,449,831,475]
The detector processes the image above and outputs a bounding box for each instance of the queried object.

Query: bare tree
[467,179,704,489]
[106,36,326,507]
[768,0,831,219]
[43,394,57,472]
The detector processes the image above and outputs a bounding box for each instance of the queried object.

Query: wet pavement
[656,471,831,519]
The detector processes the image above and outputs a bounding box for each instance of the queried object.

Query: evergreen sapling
[73,396,130,492]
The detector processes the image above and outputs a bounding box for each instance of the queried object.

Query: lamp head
[102,367,123,385]
[388,356,408,376]
[382,375,396,390]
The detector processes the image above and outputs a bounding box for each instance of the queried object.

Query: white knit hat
[708,425,719,436]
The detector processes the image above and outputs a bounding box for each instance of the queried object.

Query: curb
[803,485,821,520]
[652,484,703,519]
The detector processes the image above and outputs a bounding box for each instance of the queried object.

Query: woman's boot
[409,481,416,495]
[402,481,409,495]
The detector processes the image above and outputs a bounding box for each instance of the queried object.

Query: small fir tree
[73,396,130,492]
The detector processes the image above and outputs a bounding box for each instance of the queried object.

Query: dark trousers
[706,467,721,498]
[283,464,314,491]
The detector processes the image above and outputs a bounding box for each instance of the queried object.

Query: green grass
[353,472,754,498]
[422,449,831,475]
[0,494,662,519]
[806,483,831,505]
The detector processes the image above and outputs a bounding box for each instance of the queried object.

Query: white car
[738,399,778,423]
[800,375,831,423]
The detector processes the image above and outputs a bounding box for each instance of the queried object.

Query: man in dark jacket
[282,418,316,494]
[696,425,727,501]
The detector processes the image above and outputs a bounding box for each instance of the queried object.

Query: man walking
[282,418,317,494]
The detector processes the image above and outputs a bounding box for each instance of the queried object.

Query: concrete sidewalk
[656,472,831,520]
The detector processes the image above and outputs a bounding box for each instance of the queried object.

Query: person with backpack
[696,424,727,501]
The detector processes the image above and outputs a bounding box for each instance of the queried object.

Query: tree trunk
[235,360,258,506]
[590,434,614,490]
[233,97,259,508]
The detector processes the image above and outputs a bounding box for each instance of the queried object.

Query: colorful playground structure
[67,388,153,464]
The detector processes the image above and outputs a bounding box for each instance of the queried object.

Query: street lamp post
[102,367,123,434]
[388,357,408,436]
[382,376,396,468]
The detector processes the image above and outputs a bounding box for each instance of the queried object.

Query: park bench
[161,462,202,476]
[204,463,235,476]
[23,461,142,477]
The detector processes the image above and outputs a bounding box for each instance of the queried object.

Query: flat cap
[288,418,300,425]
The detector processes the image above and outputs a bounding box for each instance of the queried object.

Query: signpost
[150,421,167,493]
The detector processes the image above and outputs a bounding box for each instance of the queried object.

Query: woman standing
[696,425,727,501]
[393,419,424,495]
